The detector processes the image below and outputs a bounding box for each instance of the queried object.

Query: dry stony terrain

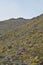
[0,14,43,65]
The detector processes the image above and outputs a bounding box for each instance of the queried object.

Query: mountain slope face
[0,15,43,65]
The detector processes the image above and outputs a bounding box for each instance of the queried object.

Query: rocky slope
[0,14,43,65]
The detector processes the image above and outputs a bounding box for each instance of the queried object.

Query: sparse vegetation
[0,14,43,65]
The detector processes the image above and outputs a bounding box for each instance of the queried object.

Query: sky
[0,0,43,21]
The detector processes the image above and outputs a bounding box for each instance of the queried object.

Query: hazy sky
[0,0,43,20]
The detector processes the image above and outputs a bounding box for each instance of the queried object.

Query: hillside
[0,14,43,65]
